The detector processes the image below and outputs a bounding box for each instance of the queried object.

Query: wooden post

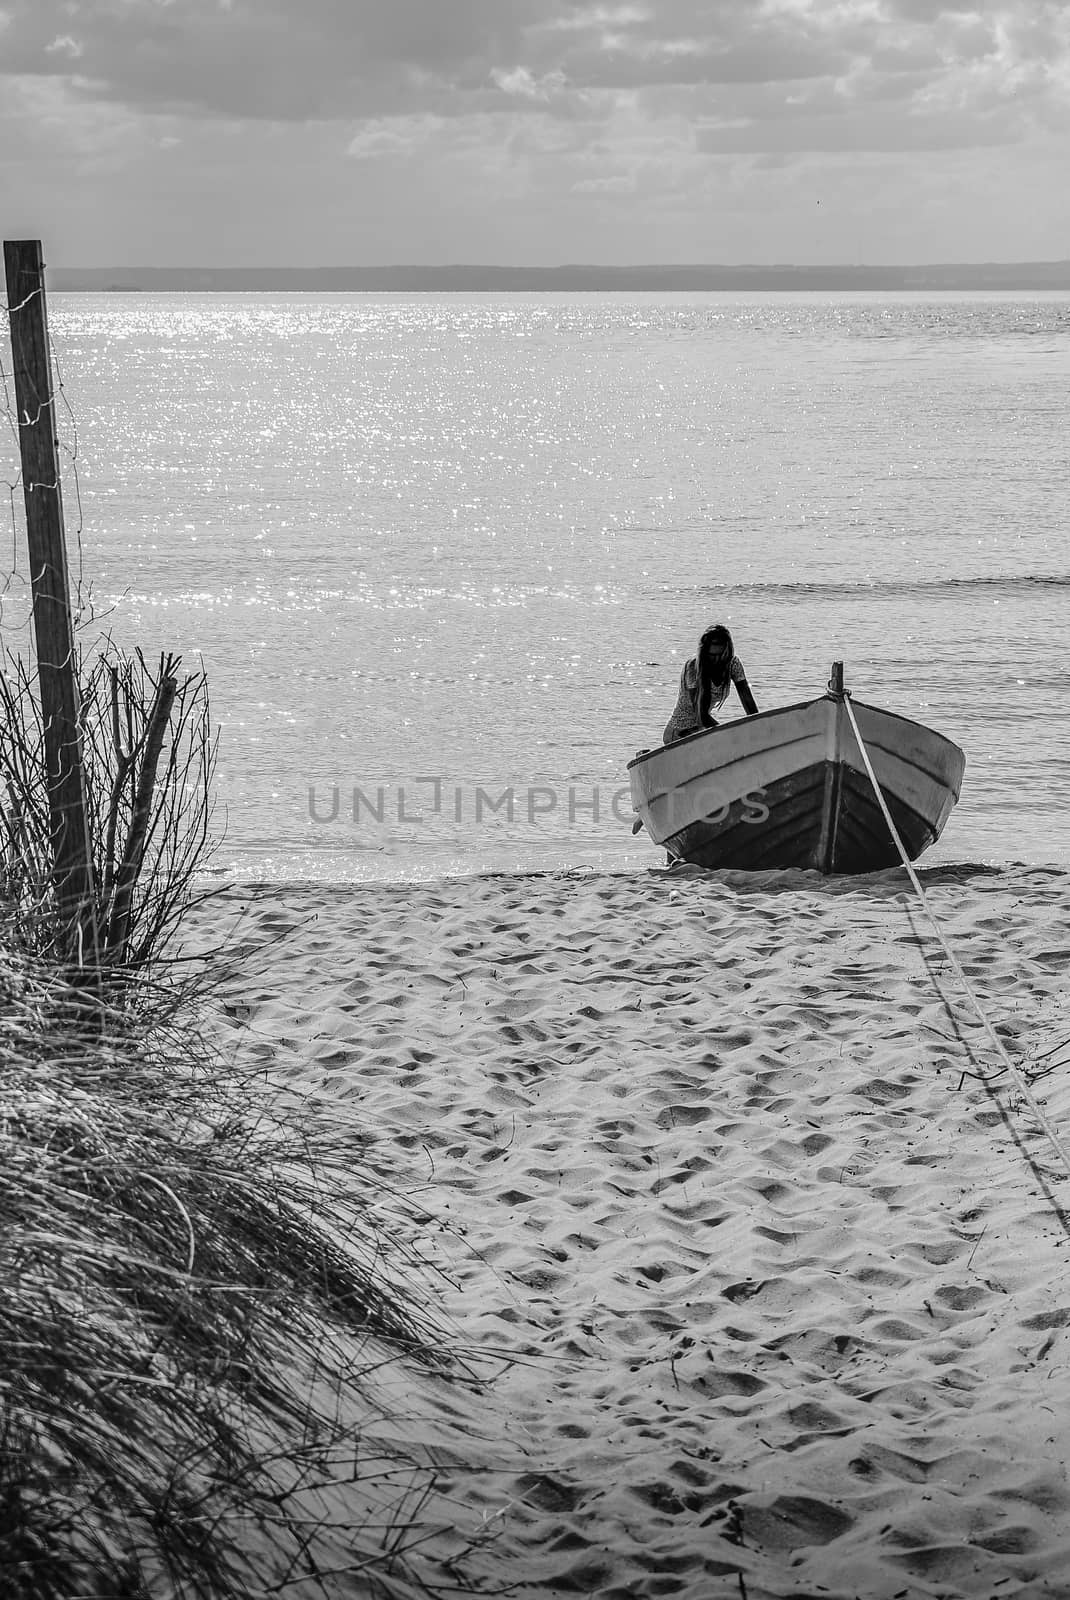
[828,661,845,698]
[4,239,101,970]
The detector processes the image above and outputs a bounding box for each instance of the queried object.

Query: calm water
[3,291,1069,880]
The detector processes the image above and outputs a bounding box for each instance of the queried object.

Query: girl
[662,624,759,745]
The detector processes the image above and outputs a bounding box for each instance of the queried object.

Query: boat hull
[628,692,965,875]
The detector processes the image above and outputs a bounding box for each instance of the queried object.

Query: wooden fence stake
[4,239,101,971]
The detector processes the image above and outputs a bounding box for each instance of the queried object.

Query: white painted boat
[628,663,965,874]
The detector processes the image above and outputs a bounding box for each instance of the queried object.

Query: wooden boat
[628,663,965,874]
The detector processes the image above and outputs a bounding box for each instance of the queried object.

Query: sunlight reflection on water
[3,290,1066,879]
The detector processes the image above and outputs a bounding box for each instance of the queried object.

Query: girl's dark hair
[695,625,734,725]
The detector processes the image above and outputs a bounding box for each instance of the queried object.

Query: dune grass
[0,914,498,1599]
[0,630,510,1596]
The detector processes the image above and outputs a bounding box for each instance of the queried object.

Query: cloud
[0,0,542,119]
[571,172,636,191]
[45,34,84,59]
[695,103,1020,153]
[0,0,1065,162]
[346,115,445,160]
[491,65,569,100]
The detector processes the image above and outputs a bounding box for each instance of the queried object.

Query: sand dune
[192,863,1070,1598]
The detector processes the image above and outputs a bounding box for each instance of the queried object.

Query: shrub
[0,641,218,978]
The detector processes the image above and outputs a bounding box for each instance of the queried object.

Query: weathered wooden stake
[4,239,101,969]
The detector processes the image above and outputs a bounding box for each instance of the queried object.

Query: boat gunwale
[627,691,965,797]
[626,692,820,772]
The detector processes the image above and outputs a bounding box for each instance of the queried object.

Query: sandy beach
[192,862,1070,1598]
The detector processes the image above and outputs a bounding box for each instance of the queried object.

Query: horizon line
[50,257,1070,271]
[47,259,1070,294]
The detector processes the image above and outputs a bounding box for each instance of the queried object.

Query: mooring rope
[842,693,1070,1180]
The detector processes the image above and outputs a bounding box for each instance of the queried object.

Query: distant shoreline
[49,262,1070,293]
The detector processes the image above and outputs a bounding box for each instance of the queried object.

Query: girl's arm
[736,676,759,716]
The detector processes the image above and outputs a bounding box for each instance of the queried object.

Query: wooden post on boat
[815,661,847,871]
[4,239,101,972]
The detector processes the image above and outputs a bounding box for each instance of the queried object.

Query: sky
[1,0,1068,267]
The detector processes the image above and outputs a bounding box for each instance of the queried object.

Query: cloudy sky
[1,0,1068,266]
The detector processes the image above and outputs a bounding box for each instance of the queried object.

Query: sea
[3,290,1069,883]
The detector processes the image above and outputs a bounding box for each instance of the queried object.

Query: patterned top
[663,654,747,744]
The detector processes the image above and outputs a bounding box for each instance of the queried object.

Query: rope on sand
[843,694,1070,1182]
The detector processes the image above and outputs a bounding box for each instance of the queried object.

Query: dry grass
[0,929,497,1600]
[0,632,508,1597]
[0,640,220,974]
